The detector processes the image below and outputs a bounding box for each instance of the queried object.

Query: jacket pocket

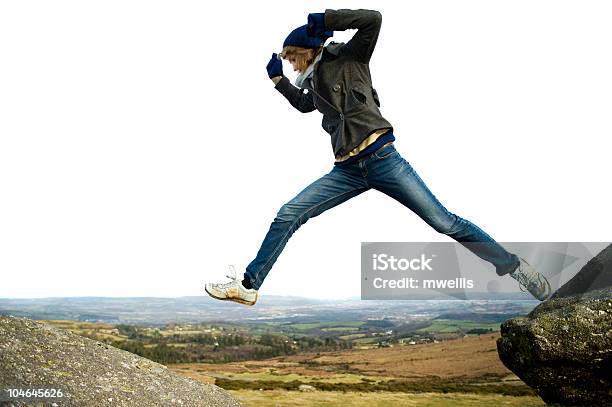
[346,86,369,111]
[351,87,367,105]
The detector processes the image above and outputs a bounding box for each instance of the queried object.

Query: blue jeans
[245,143,519,290]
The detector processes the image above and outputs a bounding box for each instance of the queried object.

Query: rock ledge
[497,244,612,406]
[0,316,241,407]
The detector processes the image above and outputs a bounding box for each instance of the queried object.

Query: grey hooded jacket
[274,9,394,158]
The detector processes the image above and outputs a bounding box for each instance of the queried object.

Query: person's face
[287,56,300,73]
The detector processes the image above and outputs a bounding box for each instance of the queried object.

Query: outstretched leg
[244,165,370,289]
[366,144,519,276]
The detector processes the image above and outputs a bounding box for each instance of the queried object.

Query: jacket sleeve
[274,76,317,113]
[324,9,382,64]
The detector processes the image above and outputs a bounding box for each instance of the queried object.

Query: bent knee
[274,203,308,224]
[429,213,458,234]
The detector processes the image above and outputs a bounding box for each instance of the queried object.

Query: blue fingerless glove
[266,53,283,79]
[307,13,326,37]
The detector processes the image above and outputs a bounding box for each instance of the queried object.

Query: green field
[214,371,381,384]
[418,320,501,334]
[322,326,361,332]
[286,321,365,331]
[231,390,546,407]
[352,337,382,344]
[339,333,367,340]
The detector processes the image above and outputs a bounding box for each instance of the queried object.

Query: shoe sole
[204,285,258,306]
[535,267,553,301]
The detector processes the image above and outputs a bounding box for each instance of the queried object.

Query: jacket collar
[294,42,343,89]
[301,42,344,89]
[294,50,323,88]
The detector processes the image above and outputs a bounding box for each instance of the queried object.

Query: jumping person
[205,9,551,305]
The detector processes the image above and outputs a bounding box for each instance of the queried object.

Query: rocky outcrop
[497,244,612,406]
[0,316,242,407]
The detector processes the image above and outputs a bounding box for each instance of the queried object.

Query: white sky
[1,1,611,299]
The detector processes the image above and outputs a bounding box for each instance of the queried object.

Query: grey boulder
[497,244,612,406]
[0,316,242,407]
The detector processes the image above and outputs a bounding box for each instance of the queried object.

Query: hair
[279,46,323,73]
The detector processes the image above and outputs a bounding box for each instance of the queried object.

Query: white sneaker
[509,257,552,301]
[204,265,258,306]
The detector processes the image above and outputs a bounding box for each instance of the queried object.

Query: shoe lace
[212,265,238,289]
[513,263,546,293]
[225,264,237,281]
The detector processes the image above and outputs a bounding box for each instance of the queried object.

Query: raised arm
[308,9,382,64]
[266,53,316,113]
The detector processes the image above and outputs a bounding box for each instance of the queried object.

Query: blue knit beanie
[283,24,330,49]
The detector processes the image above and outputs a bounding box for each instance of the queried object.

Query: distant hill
[0,295,538,325]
